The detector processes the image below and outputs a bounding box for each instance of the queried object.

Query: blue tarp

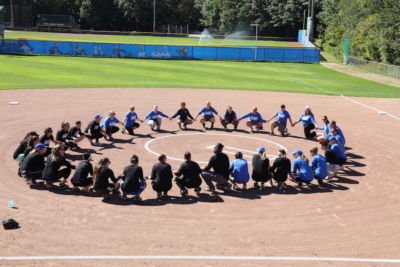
[0,38,320,63]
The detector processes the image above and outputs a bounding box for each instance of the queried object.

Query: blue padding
[0,39,320,63]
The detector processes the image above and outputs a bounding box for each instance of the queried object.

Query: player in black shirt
[20,143,48,185]
[270,149,291,190]
[13,131,38,161]
[71,153,94,192]
[151,154,173,199]
[220,106,239,130]
[120,154,147,201]
[174,152,202,196]
[56,121,77,150]
[40,127,60,157]
[171,102,194,130]
[68,121,86,149]
[42,144,75,187]
[93,157,120,198]
[251,147,271,189]
[84,115,105,146]
[201,143,231,197]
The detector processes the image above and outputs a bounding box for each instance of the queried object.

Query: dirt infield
[1,88,400,266]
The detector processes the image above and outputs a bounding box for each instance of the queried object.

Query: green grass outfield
[5,31,296,47]
[0,55,399,98]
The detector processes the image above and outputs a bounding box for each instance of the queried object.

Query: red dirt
[1,88,400,266]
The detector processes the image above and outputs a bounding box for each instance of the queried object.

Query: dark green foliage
[318,0,400,65]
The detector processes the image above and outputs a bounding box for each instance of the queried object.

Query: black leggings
[45,168,71,182]
[126,123,140,135]
[304,124,316,139]
[175,177,202,190]
[87,132,104,142]
[106,126,119,135]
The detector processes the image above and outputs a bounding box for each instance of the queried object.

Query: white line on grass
[257,63,400,121]
[1,255,400,263]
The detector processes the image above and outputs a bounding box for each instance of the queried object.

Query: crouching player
[120,154,147,201]
[71,153,94,192]
[20,143,48,186]
[309,147,328,185]
[268,104,293,136]
[238,107,267,133]
[229,152,250,190]
[289,150,313,188]
[220,105,239,130]
[174,152,202,197]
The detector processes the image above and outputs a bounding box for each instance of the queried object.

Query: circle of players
[14,101,347,202]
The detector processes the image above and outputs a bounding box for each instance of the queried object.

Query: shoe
[156,192,162,200]
[253,182,259,189]
[133,196,143,202]
[195,188,201,197]
[121,194,128,200]
[202,123,206,129]
[223,125,227,130]
[210,193,222,202]
[211,123,214,129]
[94,142,103,146]
[234,124,238,130]
[183,124,188,130]
[269,132,275,136]
[242,183,247,190]
[181,189,188,197]
[318,179,324,185]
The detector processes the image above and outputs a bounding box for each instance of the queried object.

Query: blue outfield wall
[0,38,320,63]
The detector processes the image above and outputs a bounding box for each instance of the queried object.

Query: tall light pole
[10,0,14,28]
[153,0,156,33]
[251,23,259,61]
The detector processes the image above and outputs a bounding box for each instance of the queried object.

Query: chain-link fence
[347,56,400,79]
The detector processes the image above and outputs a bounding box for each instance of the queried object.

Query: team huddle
[13,102,347,201]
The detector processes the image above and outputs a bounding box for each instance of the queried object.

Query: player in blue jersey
[309,147,328,185]
[289,149,313,188]
[145,105,170,131]
[238,107,267,133]
[101,111,123,140]
[292,106,317,140]
[194,101,219,130]
[267,104,293,136]
[122,106,143,135]
[316,116,330,143]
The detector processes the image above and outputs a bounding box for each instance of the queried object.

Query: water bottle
[8,198,14,209]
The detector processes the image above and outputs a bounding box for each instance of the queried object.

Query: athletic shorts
[274,121,287,133]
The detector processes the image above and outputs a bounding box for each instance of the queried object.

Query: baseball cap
[45,127,53,132]
[328,136,336,141]
[280,104,286,109]
[214,143,224,150]
[305,106,311,110]
[75,120,82,125]
[35,143,48,150]
[83,153,92,161]
[292,149,303,155]
[94,114,102,119]
[256,147,265,153]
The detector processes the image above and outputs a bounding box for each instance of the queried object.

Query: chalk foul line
[258,63,400,122]
[1,255,400,263]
